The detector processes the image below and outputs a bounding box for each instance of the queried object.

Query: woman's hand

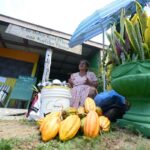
[85,77,98,88]
[68,75,74,88]
[84,77,92,86]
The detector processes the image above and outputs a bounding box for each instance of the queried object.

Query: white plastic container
[40,85,71,115]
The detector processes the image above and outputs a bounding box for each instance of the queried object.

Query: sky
[0,0,150,44]
[0,0,116,44]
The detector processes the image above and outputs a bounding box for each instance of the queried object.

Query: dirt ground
[1,119,150,150]
[0,120,39,139]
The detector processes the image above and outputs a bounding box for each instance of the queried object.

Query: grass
[0,139,12,150]
[0,122,150,150]
[19,118,38,126]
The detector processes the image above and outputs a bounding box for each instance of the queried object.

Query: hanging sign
[6,24,82,55]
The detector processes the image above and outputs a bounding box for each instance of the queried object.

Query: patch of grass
[0,138,22,150]
[35,131,144,150]
[0,139,12,150]
[19,119,37,126]
[1,129,150,150]
[0,135,41,150]
[1,121,150,150]
[36,135,105,150]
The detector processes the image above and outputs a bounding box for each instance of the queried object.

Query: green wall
[89,51,103,92]
[89,51,101,76]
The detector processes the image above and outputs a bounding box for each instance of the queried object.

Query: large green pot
[111,60,150,137]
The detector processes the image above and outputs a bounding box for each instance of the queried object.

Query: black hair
[80,59,90,67]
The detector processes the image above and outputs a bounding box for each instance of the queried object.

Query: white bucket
[41,85,71,115]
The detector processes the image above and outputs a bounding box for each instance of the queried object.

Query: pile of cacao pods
[37,97,111,142]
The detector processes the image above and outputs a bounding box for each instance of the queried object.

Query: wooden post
[42,48,53,84]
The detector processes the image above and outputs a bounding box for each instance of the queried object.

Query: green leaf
[142,43,150,59]
[120,8,126,38]
[144,26,150,48]
[135,1,148,39]
[114,31,130,61]
[107,32,120,65]
[125,19,141,58]
[134,22,145,60]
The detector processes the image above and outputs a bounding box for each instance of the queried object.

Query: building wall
[89,51,100,76]
[0,48,39,89]
[0,48,39,78]
[89,51,104,92]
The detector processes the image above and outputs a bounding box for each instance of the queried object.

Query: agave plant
[103,1,150,89]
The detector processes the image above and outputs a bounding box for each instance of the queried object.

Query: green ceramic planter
[111,60,150,137]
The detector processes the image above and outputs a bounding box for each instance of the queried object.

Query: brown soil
[0,120,150,150]
[0,120,39,139]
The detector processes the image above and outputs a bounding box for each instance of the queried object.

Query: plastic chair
[5,76,37,109]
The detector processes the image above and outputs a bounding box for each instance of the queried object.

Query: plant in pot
[104,1,150,136]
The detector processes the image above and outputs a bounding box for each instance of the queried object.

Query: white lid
[52,79,62,85]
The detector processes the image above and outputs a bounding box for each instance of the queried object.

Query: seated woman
[68,59,98,108]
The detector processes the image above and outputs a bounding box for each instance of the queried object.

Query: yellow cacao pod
[77,106,86,118]
[95,106,103,116]
[62,107,77,115]
[41,117,60,142]
[80,117,86,133]
[59,115,81,141]
[84,97,96,113]
[62,107,78,119]
[39,112,61,132]
[84,111,100,138]
[99,116,110,132]
[65,107,77,114]
[37,117,45,126]
[78,106,85,114]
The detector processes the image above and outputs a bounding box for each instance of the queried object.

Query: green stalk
[134,22,145,60]
[120,8,125,38]
[107,33,120,65]
[131,13,138,25]
[135,1,148,39]
[142,43,150,59]
[114,31,129,60]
